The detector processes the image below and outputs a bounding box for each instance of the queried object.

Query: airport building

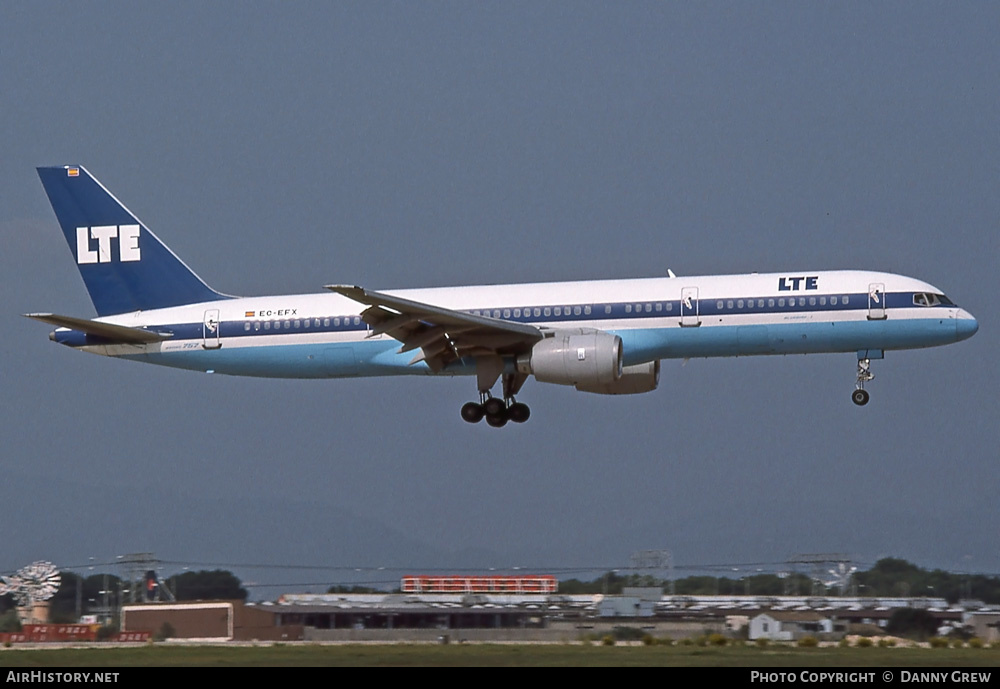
[117,591,992,642]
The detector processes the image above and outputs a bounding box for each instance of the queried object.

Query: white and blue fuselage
[55,271,975,376]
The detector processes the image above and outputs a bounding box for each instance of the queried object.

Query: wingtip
[324,284,365,293]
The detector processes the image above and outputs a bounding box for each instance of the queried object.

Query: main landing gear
[852,357,875,406]
[461,394,530,427]
[461,362,531,426]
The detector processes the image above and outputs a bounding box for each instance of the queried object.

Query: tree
[0,609,21,633]
[44,572,123,622]
[164,570,247,601]
[886,608,939,640]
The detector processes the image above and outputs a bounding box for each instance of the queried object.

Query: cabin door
[867,283,887,320]
[202,309,222,349]
[680,287,701,327]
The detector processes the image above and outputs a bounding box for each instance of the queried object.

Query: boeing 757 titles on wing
[27,166,978,426]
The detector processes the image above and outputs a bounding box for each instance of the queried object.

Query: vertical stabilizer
[37,166,229,316]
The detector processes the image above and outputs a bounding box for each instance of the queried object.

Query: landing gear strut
[460,367,531,426]
[853,357,874,406]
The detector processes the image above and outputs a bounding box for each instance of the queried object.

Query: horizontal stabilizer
[23,313,170,344]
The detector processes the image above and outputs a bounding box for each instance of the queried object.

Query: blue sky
[2,2,997,593]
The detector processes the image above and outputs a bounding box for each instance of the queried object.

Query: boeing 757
[27,166,978,426]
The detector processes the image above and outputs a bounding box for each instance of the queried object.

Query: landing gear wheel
[461,402,484,423]
[853,357,875,407]
[485,410,509,427]
[483,397,505,418]
[508,402,531,423]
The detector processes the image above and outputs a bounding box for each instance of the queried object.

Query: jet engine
[575,360,660,395]
[516,329,622,388]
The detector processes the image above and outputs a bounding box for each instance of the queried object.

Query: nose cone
[955,309,979,341]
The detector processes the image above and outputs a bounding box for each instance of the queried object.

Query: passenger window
[655,303,662,312]
[819,297,826,306]
[554,307,561,316]
[503,309,511,318]
[244,322,250,331]
[625,304,632,313]
[334,318,340,326]
[603,305,611,315]
[830,296,837,305]
[758,299,764,308]
[717,301,724,310]
[254,321,261,331]
[809,297,816,306]
[543,307,551,316]
[768,299,774,307]
[264,321,271,330]
[798,298,806,306]
[534,307,541,317]
[294,320,301,328]
[575,306,582,316]
[727,300,733,310]
[778,298,785,307]
[737,300,744,309]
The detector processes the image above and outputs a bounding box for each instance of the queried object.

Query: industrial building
[116,592,995,643]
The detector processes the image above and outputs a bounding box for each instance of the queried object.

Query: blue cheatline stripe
[114,317,959,379]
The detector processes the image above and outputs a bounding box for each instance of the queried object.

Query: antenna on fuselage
[667,268,677,278]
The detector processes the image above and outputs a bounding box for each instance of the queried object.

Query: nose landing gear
[852,355,876,406]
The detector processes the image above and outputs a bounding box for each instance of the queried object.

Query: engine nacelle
[516,329,622,388]
[575,360,660,395]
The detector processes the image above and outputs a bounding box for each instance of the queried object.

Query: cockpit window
[913,293,950,307]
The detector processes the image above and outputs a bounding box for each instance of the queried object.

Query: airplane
[27,165,978,426]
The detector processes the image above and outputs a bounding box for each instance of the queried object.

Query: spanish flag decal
[67,167,79,177]
[245,311,255,317]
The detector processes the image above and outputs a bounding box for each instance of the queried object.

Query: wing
[324,285,543,372]
[23,313,171,344]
